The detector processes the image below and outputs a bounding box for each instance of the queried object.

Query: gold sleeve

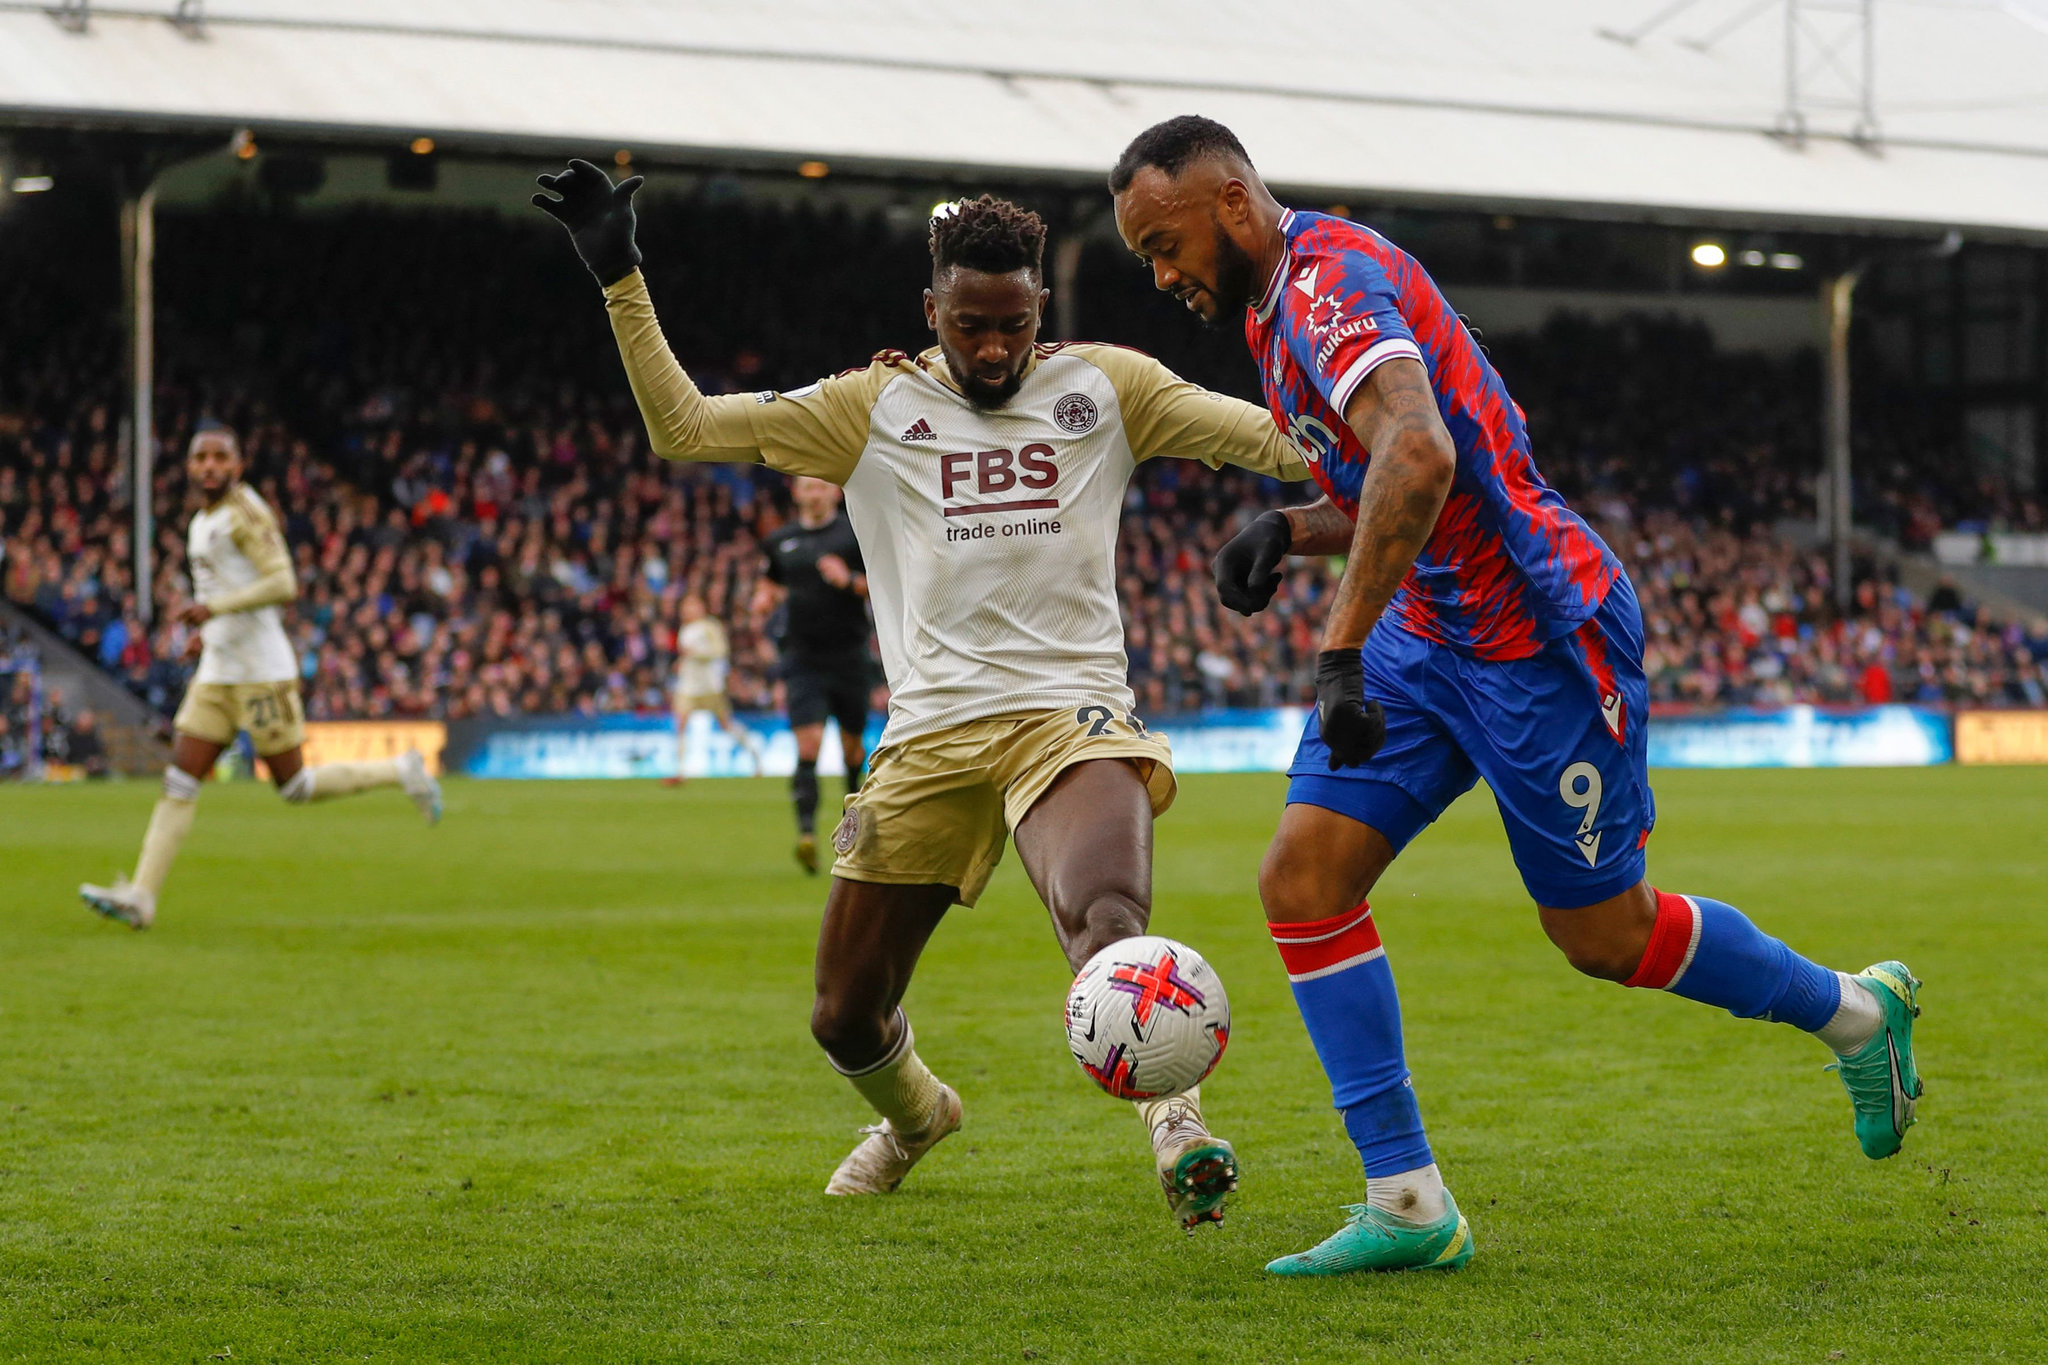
[211,489,297,613]
[602,270,876,483]
[1078,343,1311,482]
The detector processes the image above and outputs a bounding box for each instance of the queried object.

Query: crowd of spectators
[0,625,43,778]
[0,628,108,779]
[2,196,2044,727]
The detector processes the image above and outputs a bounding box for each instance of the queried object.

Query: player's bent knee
[809,993,891,1067]
[1539,883,1658,983]
[1552,937,1641,982]
[1065,891,1149,964]
[1259,847,1358,924]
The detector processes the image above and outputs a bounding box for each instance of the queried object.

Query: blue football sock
[1626,889,1841,1032]
[1270,903,1434,1176]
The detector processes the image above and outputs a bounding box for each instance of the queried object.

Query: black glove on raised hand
[1213,509,1292,616]
[1314,649,1387,770]
[532,158,644,287]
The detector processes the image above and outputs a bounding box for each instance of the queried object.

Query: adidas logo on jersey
[901,418,937,442]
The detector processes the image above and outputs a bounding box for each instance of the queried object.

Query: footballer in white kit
[665,591,760,785]
[80,423,443,931]
[537,163,1307,1229]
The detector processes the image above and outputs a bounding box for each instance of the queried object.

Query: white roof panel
[3,0,2046,235]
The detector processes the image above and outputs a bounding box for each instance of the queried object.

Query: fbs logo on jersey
[900,417,937,442]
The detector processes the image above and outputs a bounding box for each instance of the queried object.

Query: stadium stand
[3,200,2045,729]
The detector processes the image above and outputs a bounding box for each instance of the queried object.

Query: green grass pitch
[2,768,2044,1363]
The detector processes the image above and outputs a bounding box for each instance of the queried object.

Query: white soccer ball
[1064,935,1230,1100]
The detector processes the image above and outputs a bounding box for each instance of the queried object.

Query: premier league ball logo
[1053,393,1098,435]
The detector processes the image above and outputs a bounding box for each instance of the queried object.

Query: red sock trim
[1269,901,1384,980]
[1623,890,1700,990]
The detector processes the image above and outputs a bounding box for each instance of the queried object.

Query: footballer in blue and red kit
[1246,206,1648,909]
[1112,116,1925,1278]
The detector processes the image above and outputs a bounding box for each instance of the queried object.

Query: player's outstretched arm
[536,160,874,483]
[534,160,762,465]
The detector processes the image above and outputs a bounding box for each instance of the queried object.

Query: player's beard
[955,362,1025,411]
[1204,214,1260,325]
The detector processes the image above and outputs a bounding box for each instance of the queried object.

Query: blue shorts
[1288,575,1656,909]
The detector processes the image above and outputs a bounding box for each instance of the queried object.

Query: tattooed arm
[1275,497,1357,556]
[1316,358,1456,652]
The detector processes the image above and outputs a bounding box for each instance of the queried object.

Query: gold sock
[303,758,402,800]
[1134,1085,1206,1146]
[837,1011,944,1136]
[132,794,196,899]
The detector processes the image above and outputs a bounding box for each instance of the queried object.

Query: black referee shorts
[784,652,872,739]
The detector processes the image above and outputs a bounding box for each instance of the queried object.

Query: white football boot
[79,877,155,930]
[823,1084,963,1195]
[1145,1093,1239,1232]
[396,749,443,825]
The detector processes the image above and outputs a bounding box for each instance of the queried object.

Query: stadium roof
[4,0,2048,238]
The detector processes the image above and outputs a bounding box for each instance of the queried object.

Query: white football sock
[295,758,403,801]
[1367,1162,1448,1225]
[1813,972,1884,1054]
[1134,1086,1208,1148]
[132,767,201,898]
[832,1010,945,1136]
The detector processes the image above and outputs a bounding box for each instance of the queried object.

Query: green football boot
[1825,960,1923,1160]
[1264,1190,1475,1277]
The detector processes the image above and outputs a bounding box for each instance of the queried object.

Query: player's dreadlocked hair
[928,194,1046,280]
[1108,115,1253,194]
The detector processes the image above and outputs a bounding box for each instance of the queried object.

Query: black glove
[1213,509,1292,616]
[1315,649,1387,770]
[532,158,644,287]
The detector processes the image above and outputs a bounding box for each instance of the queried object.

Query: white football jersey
[676,617,731,697]
[187,485,298,685]
[604,273,1309,747]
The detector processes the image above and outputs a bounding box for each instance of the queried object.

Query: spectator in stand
[64,708,108,778]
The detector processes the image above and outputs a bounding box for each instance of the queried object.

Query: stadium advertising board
[1646,706,1952,768]
[443,710,1310,780]
[301,721,449,773]
[443,705,1955,778]
[1955,710,2048,765]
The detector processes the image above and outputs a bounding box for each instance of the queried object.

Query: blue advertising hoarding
[1645,705,1951,768]
[442,704,1954,779]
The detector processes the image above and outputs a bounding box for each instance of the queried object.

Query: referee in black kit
[752,475,875,873]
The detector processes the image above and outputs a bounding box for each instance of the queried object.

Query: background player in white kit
[663,591,761,786]
[537,162,1308,1230]
[79,424,443,930]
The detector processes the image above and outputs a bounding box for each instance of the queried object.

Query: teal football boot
[1265,1189,1475,1277]
[1825,960,1923,1160]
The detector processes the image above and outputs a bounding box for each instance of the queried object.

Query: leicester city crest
[1053,392,1099,435]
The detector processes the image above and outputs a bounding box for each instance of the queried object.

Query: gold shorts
[676,692,732,722]
[831,706,1175,907]
[173,680,306,756]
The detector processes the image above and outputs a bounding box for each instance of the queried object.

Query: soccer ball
[1064,935,1230,1100]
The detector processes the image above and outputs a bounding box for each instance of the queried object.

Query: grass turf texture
[2,769,2044,1363]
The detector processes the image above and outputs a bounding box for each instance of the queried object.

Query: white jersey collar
[1252,209,1297,325]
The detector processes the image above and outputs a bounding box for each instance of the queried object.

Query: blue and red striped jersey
[1245,209,1619,660]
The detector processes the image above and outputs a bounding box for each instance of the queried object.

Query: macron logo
[901,418,937,442]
